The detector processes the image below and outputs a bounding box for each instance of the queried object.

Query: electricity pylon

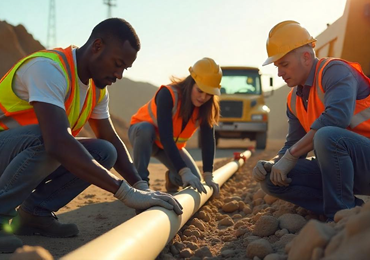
[47,0,56,48]
[103,0,116,18]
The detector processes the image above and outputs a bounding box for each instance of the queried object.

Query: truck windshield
[220,69,261,95]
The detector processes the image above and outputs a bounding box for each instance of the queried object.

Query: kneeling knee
[314,126,339,150]
[97,140,117,168]
[259,175,274,194]
[135,123,155,139]
[259,175,287,197]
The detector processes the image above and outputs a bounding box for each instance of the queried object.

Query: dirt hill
[0,21,44,78]
[107,78,158,122]
[78,114,131,147]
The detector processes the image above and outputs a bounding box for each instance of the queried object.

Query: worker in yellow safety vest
[253,20,370,221]
[0,18,182,254]
[129,58,221,196]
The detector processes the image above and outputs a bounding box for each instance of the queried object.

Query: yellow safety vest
[0,46,106,136]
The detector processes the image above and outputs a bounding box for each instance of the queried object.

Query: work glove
[132,180,151,215]
[179,167,207,194]
[253,160,274,181]
[133,180,150,191]
[114,180,183,215]
[203,172,220,197]
[270,149,298,187]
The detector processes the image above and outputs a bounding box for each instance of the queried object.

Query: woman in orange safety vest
[129,58,222,195]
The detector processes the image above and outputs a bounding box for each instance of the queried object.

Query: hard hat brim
[262,52,287,66]
[262,39,317,66]
[197,83,221,96]
[189,66,221,96]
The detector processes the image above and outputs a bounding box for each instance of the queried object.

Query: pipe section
[62,150,252,260]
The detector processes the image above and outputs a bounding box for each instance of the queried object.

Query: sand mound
[0,20,44,79]
[108,78,158,122]
[78,114,131,147]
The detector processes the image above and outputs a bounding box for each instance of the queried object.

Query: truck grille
[220,101,243,118]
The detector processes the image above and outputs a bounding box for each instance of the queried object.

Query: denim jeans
[128,122,201,186]
[260,126,370,218]
[0,125,117,225]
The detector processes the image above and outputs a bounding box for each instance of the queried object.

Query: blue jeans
[0,125,117,225]
[260,126,370,218]
[128,122,201,186]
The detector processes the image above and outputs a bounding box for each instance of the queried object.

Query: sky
[0,0,347,90]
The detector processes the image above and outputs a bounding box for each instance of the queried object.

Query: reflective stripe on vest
[0,46,106,135]
[287,58,370,137]
[130,85,199,149]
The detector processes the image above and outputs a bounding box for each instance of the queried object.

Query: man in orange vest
[253,20,370,221]
[0,18,182,253]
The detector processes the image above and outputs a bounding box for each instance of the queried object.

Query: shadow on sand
[0,201,135,260]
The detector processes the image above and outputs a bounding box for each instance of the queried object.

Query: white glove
[114,180,183,215]
[253,160,274,181]
[270,149,298,186]
[179,167,207,194]
[132,180,151,215]
[133,180,150,191]
[203,172,220,197]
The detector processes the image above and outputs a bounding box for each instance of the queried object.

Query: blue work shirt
[279,58,370,155]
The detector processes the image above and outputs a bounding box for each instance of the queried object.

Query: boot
[11,207,79,238]
[165,170,179,192]
[0,230,23,253]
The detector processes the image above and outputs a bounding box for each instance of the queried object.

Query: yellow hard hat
[189,57,222,96]
[262,20,317,66]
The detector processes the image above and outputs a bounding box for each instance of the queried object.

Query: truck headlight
[251,114,263,121]
[262,105,270,113]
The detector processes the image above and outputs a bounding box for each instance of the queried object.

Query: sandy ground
[4,137,370,260]
[1,137,280,260]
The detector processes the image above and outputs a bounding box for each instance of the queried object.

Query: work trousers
[260,126,370,218]
[0,125,117,225]
[128,122,201,186]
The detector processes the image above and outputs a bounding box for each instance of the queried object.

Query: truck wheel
[255,132,267,150]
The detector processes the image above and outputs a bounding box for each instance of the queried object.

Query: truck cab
[213,66,271,149]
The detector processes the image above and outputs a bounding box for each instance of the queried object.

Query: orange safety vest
[287,58,370,137]
[131,85,199,149]
[0,46,106,136]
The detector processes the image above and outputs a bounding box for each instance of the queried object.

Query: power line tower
[47,0,56,48]
[103,0,116,18]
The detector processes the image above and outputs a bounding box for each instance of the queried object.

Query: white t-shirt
[13,48,110,119]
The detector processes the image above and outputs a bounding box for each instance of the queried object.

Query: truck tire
[255,132,267,150]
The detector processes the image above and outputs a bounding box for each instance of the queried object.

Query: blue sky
[0,0,347,89]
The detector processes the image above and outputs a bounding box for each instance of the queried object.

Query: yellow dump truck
[211,66,272,149]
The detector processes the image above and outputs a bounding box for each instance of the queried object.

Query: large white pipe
[62,150,252,260]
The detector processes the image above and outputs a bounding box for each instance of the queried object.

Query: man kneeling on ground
[0,18,182,254]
